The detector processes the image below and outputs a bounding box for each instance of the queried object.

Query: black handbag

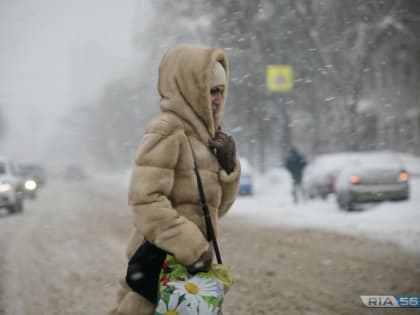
[125,240,167,303]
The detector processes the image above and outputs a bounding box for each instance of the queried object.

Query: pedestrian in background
[107,44,241,315]
[285,146,307,203]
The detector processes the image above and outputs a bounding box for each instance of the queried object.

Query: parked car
[335,152,409,211]
[238,157,254,195]
[302,153,361,200]
[0,157,25,213]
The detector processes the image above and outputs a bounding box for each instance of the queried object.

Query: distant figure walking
[285,147,307,203]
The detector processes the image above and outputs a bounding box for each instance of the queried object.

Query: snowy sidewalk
[230,169,420,253]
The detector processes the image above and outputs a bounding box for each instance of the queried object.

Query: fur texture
[107,44,240,315]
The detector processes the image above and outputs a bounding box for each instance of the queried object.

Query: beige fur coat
[108,44,241,315]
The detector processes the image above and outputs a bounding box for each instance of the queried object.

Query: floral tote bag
[154,255,232,315]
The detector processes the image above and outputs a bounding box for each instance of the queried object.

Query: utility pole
[266,61,293,164]
[267,4,293,165]
[278,93,290,163]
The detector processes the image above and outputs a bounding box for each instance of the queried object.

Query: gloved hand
[186,247,213,274]
[208,129,236,174]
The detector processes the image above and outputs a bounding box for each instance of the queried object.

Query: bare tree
[293,0,420,152]
[73,0,420,171]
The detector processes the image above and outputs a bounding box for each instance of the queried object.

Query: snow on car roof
[308,151,403,170]
[304,152,361,178]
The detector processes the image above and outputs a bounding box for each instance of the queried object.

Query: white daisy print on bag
[195,299,219,315]
[156,294,192,315]
[168,276,219,306]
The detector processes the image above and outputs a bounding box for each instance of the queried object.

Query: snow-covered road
[0,176,419,315]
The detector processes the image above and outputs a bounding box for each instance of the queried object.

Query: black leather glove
[186,247,213,274]
[208,129,236,174]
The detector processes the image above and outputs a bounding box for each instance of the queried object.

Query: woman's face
[210,85,225,117]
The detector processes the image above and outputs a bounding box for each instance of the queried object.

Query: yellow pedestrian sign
[266,65,293,92]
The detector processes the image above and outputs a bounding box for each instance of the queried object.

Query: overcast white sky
[0,0,137,163]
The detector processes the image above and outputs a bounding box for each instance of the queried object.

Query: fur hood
[158,44,229,143]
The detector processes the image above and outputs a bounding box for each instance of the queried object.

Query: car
[335,152,410,211]
[302,153,362,200]
[238,157,254,195]
[16,163,47,199]
[0,157,25,214]
[18,163,47,187]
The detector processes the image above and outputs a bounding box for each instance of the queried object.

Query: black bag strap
[185,133,223,264]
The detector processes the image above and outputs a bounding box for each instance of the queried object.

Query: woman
[108,44,241,315]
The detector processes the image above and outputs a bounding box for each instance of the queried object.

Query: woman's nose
[213,92,223,102]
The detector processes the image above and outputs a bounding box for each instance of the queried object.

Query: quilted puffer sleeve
[218,159,241,217]
[128,123,209,266]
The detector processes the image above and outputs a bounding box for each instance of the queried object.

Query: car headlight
[0,183,12,192]
[25,180,37,191]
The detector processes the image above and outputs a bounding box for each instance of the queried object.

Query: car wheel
[337,195,353,212]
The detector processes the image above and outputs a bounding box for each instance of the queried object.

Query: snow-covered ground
[231,168,420,253]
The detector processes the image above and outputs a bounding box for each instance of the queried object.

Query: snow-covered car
[335,152,410,211]
[238,157,254,195]
[0,157,25,213]
[302,153,362,200]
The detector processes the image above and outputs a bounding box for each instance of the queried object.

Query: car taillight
[398,171,409,182]
[350,175,361,185]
